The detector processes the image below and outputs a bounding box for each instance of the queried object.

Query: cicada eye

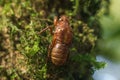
[59,18,63,21]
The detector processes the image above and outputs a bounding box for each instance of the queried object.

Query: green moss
[0,0,106,80]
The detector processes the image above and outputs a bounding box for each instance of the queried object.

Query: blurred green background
[98,0,120,61]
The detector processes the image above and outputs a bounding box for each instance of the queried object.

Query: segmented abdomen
[51,43,68,65]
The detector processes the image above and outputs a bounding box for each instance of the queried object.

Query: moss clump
[0,0,106,80]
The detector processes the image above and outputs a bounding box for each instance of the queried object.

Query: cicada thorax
[51,43,69,66]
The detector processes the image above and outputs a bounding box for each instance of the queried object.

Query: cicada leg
[48,44,52,59]
[38,26,53,35]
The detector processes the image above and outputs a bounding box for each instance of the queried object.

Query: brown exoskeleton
[40,15,72,66]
